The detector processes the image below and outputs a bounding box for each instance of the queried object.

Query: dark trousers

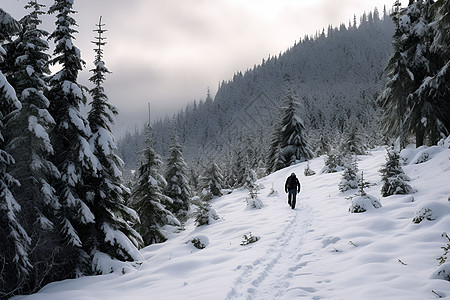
[288,189,298,209]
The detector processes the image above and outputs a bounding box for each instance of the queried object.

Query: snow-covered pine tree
[244,136,259,172]
[304,161,316,176]
[349,171,382,213]
[267,109,286,174]
[339,155,359,192]
[356,171,372,197]
[86,17,143,269]
[231,141,246,187]
[130,125,180,246]
[378,0,412,150]
[46,0,99,275]
[0,8,32,298]
[278,88,313,167]
[401,0,447,146]
[380,148,413,197]
[339,126,367,155]
[243,167,258,191]
[193,193,219,226]
[200,160,224,197]
[222,151,237,189]
[164,128,191,221]
[315,133,332,157]
[3,2,63,293]
[321,151,343,174]
[193,187,220,227]
[244,168,263,209]
[414,0,450,137]
[0,8,22,81]
[188,165,200,195]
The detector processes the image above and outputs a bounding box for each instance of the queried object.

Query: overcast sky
[3,0,406,131]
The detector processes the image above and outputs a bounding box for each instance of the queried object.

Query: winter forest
[1,0,449,299]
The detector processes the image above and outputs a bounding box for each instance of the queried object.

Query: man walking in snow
[285,173,301,209]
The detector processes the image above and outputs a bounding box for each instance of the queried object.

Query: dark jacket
[285,175,301,193]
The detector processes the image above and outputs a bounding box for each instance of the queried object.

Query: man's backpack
[287,176,297,190]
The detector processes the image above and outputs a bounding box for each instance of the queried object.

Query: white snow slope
[13,145,450,300]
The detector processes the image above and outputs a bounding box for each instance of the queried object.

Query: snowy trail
[225,198,315,300]
[10,145,450,300]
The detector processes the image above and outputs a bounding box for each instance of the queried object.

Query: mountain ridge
[118,14,395,170]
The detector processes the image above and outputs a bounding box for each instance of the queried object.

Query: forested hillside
[118,9,394,170]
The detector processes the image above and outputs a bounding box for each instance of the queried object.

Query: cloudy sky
[3,0,406,133]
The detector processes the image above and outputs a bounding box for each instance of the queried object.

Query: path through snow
[226,200,314,299]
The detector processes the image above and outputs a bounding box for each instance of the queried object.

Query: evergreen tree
[0,8,22,83]
[378,0,412,150]
[401,0,447,145]
[222,151,236,189]
[380,148,413,197]
[278,89,313,167]
[321,151,343,174]
[188,164,200,195]
[315,133,332,156]
[244,136,258,171]
[339,126,367,155]
[244,168,263,209]
[47,0,99,275]
[415,0,450,135]
[164,129,191,221]
[193,176,220,227]
[378,0,449,147]
[86,17,143,268]
[130,125,180,246]
[0,8,31,297]
[232,143,247,187]
[266,115,285,173]
[200,160,224,197]
[4,2,63,293]
[339,155,359,192]
[193,192,219,227]
[356,171,372,197]
[349,171,381,213]
[243,167,258,191]
[304,161,316,176]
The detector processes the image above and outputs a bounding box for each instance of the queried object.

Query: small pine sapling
[193,191,219,226]
[432,233,450,282]
[339,155,359,192]
[380,148,413,197]
[304,161,316,176]
[357,171,373,197]
[246,187,264,209]
[412,207,435,223]
[267,183,278,197]
[349,172,381,213]
[243,168,258,191]
[240,232,260,246]
[188,238,206,249]
[321,152,343,173]
[437,233,450,266]
[244,169,263,209]
[415,152,430,164]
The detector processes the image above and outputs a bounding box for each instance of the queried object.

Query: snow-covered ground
[13,145,450,300]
